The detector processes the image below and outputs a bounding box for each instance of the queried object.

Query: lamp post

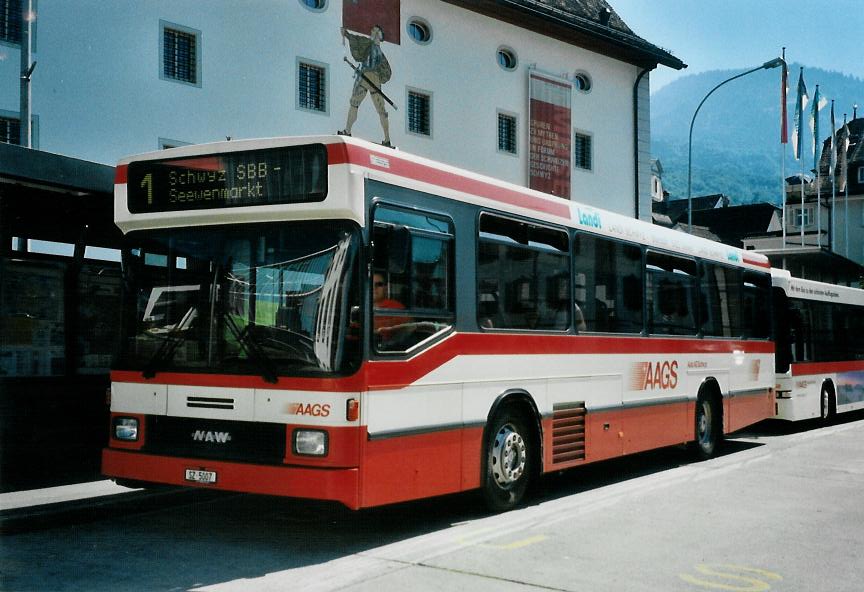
[687,57,785,232]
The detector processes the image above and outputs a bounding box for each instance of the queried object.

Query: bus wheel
[482,411,532,512]
[820,386,836,424]
[692,394,719,460]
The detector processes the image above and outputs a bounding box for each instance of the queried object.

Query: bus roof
[115,135,770,273]
[771,268,864,307]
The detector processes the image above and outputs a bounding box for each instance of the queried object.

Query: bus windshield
[118,220,361,379]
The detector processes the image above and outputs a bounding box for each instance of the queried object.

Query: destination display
[127,144,327,213]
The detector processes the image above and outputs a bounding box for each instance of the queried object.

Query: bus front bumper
[102,448,361,509]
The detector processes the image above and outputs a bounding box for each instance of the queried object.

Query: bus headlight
[113,417,139,441]
[293,429,328,456]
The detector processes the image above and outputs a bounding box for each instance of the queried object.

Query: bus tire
[692,392,720,460]
[481,409,533,512]
[820,384,836,424]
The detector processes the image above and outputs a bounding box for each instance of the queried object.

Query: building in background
[743,116,864,285]
[651,117,864,286]
[0,0,683,220]
[0,143,121,490]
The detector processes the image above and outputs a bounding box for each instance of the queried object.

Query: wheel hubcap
[490,423,527,488]
[698,402,712,445]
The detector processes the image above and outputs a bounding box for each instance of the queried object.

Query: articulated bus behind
[772,269,864,422]
[102,136,776,511]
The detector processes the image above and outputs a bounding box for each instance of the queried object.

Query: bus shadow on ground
[81,440,770,590]
[0,430,808,592]
[738,408,864,439]
[531,437,763,506]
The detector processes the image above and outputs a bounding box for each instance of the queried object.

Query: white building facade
[0,0,683,220]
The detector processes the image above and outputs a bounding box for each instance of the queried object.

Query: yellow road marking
[679,563,783,591]
[455,528,548,550]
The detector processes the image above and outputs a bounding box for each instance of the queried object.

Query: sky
[609,0,864,93]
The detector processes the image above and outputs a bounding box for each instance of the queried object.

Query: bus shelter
[0,143,121,492]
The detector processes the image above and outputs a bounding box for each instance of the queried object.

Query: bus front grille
[143,416,286,465]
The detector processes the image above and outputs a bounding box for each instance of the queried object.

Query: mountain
[651,64,863,205]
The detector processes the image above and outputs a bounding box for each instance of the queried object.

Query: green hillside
[651,65,863,204]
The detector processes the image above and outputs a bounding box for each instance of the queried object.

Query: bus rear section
[772,270,864,422]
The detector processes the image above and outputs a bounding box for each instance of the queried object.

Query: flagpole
[842,114,849,258]
[813,85,822,249]
[791,66,808,248]
[800,159,805,247]
[816,169,822,248]
[830,100,836,253]
[780,49,788,256]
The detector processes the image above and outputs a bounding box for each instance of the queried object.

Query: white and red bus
[102,135,775,510]
[772,269,864,422]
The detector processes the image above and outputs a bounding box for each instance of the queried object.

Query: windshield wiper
[142,306,197,379]
[223,313,279,384]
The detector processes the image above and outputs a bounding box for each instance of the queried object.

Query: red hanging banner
[529,71,572,198]
[342,0,401,45]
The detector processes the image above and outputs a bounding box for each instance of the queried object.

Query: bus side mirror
[388,226,411,275]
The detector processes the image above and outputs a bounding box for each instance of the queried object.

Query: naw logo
[631,360,679,391]
[191,430,232,443]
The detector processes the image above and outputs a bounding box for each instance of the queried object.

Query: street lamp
[686,57,785,232]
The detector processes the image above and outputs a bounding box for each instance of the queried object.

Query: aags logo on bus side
[286,403,331,417]
[631,360,679,390]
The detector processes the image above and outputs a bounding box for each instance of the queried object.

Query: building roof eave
[442,0,686,70]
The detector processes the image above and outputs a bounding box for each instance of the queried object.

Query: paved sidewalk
[0,480,135,511]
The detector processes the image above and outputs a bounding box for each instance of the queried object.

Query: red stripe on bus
[742,254,771,269]
[115,164,128,185]
[112,333,774,392]
[327,143,572,220]
[791,360,864,376]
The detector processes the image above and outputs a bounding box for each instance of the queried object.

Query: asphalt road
[2,414,863,592]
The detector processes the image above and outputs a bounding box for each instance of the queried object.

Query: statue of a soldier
[339,25,392,147]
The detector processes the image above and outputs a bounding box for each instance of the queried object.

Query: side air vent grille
[552,402,586,464]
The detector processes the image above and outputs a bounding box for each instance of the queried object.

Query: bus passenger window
[477,214,569,331]
[646,251,697,336]
[741,271,771,339]
[699,263,741,338]
[572,234,643,334]
[371,205,455,353]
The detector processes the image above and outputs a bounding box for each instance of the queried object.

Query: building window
[573,72,592,92]
[297,60,328,113]
[407,18,431,44]
[1,0,22,44]
[793,207,812,227]
[407,89,431,137]
[161,22,200,86]
[298,0,327,11]
[0,110,37,146]
[858,166,864,184]
[497,47,517,71]
[0,115,21,145]
[574,131,592,171]
[497,112,517,155]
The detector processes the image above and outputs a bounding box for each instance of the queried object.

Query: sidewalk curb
[0,487,224,535]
